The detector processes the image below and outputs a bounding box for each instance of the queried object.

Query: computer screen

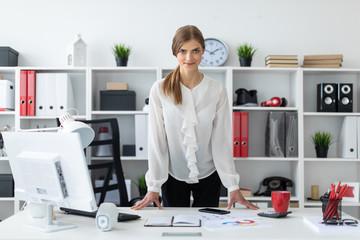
[3,132,98,232]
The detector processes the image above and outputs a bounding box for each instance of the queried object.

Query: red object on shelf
[19,71,27,116]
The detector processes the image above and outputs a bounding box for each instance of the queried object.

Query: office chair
[57,118,130,207]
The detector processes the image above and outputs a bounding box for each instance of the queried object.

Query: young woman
[131,25,258,210]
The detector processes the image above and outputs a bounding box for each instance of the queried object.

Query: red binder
[233,112,241,157]
[19,70,27,116]
[27,71,36,116]
[240,112,249,157]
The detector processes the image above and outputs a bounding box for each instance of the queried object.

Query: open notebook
[144,215,201,227]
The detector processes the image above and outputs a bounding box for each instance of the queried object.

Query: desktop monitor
[3,132,98,232]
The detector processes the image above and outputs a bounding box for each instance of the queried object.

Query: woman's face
[176,39,204,71]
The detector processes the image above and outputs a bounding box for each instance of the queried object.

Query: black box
[0,174,14,197]
[123,144,136,156]
[100,90,136,110]
[0,47,19,66]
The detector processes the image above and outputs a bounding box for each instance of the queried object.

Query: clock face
[201,38,228,66]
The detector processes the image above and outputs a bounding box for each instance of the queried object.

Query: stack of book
[301,54,343,68]
[265,55,298,68]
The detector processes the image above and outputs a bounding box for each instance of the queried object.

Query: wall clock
[201,38,228,66]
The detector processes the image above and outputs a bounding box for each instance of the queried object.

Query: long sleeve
[145,82,169,192]
[211,85,240,192]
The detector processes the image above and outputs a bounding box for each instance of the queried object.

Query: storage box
[0,47,19,66]
[0,174,14,197]
[0,80,15,110]
[100,90,136,110]
[106,82,128,90]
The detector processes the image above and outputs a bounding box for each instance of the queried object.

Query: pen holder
[321,197,342,220]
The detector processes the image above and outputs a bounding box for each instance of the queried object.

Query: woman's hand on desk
[130,191,162,210]
[227,189,259,210]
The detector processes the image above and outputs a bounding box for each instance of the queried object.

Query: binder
[35,73,47,116]
[26,70,36,116]
[135,115,148,158]
[45,74,57,116]
[285,112,298,157]
[233,112,241,157]
[266,112,285,157]
[239,112,249,157]
[338,116,357,158]
[19,70,27,116]
[56,73,74,115]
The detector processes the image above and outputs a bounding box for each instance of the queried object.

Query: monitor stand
[25,201,77,233]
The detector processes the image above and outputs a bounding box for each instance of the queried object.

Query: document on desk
[145,215,201,227]
[304,216,360,233]
[199,213,271,231]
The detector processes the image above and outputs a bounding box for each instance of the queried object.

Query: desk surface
[1,207,360,240]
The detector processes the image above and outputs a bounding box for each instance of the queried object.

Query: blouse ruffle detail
[181,88,199,183]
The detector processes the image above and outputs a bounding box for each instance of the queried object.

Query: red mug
[271,191,290,213]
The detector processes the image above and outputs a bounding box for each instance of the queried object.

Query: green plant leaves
[311,131,333,147]
[112,43,132,58]
[236,42,257,58]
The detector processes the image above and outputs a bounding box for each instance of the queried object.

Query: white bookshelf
[1,66,360,220]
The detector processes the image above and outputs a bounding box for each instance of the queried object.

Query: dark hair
[162,25,205,104]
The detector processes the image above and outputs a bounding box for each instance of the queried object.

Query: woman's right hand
[130,191,162,210]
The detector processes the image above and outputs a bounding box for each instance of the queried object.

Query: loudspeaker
[317,83,337,112]
[96,202,118,231]
[337,83,353,112]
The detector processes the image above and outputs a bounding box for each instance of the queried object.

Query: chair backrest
[57,118,130,207]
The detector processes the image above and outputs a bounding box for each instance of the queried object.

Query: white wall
[1,0,360,68]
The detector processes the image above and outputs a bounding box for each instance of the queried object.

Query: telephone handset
[254,176,293,197]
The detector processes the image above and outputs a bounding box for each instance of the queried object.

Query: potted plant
[112,43,132,66]
[311,131,333,158]
[236,42,257,67]
[137,173,147,196]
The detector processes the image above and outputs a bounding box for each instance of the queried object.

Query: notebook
[144,215,201,227]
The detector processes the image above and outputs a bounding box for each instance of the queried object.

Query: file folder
[19,70,27,116]
[35,73,47,116]
[285,112,298,157]
[239,112,249,157]
[56,73,74,116]
[26,70,36,116]
[266,112,285,157]
[135,115,148,158]
[45,74,57,116]
[233,112,241,157]
[338,116,357,158]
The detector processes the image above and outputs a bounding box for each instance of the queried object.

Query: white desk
[0,207,359,240]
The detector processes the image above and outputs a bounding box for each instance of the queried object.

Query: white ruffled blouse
[145,75,240,193]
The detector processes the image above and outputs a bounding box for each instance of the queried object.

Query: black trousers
[161,171,221,207]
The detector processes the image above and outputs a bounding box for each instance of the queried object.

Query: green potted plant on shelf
[112,43,132,66]
[236,42,257,67]
[137,173,147,197]
[311,131,333,158]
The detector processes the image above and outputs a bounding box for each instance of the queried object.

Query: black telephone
[254,176,293,197]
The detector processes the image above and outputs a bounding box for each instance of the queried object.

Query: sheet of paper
[303,216,360,233]
[202,217,271,232]
[199,212,258,222]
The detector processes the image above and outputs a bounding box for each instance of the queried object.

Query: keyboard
[60,207,141,222]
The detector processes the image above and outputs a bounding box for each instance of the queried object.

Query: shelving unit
[1,66,360,220]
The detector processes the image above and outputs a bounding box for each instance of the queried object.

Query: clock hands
[211,48,220,54]
[206,48,220,55]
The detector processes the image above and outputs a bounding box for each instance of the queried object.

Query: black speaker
[317,83,337,112]
[337,83,353,112]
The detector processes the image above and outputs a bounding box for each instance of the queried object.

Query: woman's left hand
[226,189,259,210]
